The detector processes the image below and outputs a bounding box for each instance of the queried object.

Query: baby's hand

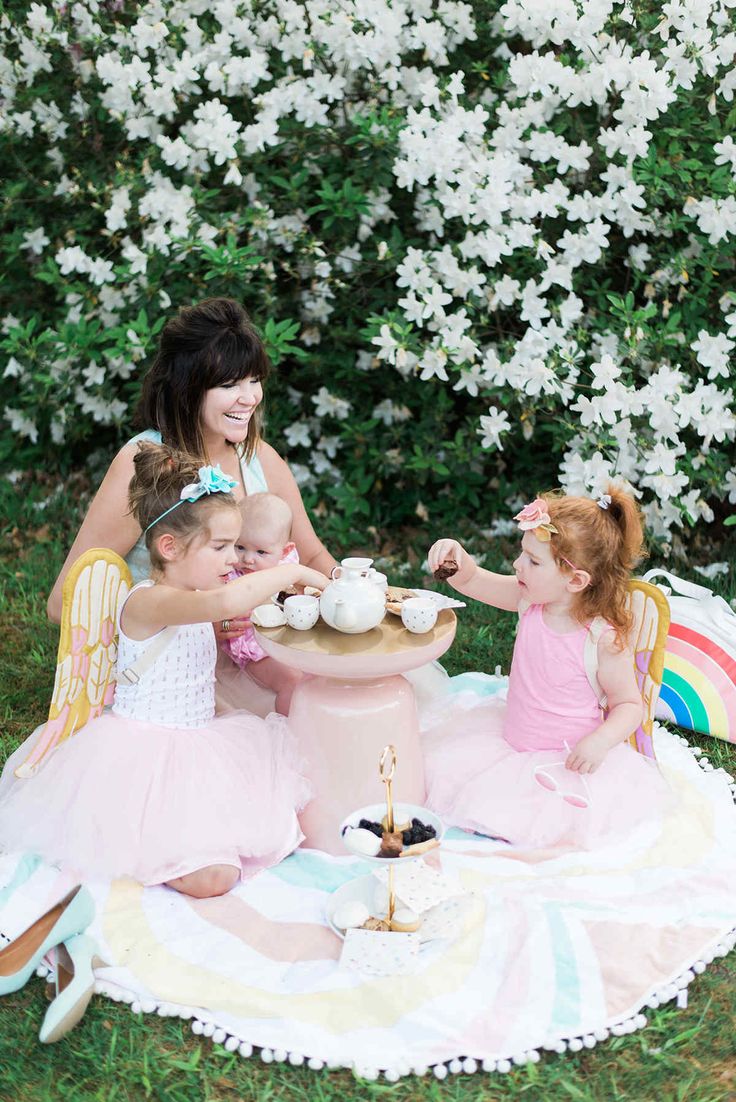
[565,732,610,775]
[427,538,474,585]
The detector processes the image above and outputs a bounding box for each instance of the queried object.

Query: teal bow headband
[144,464,238,535]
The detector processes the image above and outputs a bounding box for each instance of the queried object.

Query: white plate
[326,872,468,944]
[326,874,378,939]
[410,589,466,610]
[339,802,444,864]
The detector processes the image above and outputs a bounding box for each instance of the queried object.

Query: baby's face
[235,525,286,572]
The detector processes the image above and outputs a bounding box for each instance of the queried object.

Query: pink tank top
[503,604,604,752]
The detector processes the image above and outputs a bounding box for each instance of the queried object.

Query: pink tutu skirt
[423,695,675,850]
[0,710,310,885]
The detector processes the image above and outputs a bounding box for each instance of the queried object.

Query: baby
[221,492,303,715]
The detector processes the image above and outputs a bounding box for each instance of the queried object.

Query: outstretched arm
[565,635,643,774]
[427,538,520,612]
[48,443,141,623]
[259,442,337,575]
[122,562,330,639]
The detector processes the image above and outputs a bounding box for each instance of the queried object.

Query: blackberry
[359,818,383,838]
[402,829,413,846]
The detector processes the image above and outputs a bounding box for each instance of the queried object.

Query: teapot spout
[333,597,358,632]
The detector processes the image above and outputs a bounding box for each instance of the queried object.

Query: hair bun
[129,442,207,531]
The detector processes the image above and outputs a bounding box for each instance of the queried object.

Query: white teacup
[284,594,320,630]
[401,597,438,634]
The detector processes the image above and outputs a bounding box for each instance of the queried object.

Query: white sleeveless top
[112,582,217,729]
[125,428,268,583]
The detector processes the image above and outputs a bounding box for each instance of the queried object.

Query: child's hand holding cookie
[427,539,476,587]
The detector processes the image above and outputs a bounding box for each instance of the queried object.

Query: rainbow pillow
[644,569,736,744]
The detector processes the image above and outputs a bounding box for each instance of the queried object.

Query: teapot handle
[331,565,373,579]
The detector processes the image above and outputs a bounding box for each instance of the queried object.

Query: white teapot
[319,557,386,634]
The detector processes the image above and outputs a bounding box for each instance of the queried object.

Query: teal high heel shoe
[0,884,94,997]
[39,933,101,1044]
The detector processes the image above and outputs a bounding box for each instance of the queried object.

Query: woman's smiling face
[199,376,263,445]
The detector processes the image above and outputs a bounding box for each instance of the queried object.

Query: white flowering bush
[1,0,735,545]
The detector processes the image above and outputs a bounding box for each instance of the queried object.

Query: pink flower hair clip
[513,498,559,543]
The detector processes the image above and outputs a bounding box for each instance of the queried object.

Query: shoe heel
[39,933,99,1045]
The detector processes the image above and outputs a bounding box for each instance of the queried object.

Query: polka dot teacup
[400,597,438,634]
[284,594,320,630]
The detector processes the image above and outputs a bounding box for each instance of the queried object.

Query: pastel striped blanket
[1,730,735,1078]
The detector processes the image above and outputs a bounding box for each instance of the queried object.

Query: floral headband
[144,464,238,535]
[513,499,558,542]
[514,498,580,570]
[514,495,609,573]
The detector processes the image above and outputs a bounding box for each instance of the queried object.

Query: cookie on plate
[385,586,417,615]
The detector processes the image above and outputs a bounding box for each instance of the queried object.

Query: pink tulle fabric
[0,710,309,885]
[423,605,674,850]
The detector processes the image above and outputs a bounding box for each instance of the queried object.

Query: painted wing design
[14,549,132,778]
[627,580,670,760]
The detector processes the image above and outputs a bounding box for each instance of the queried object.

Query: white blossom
[21,227,49,254]
[477,407,510,450]
[284,421,312,448]
[3,357,23,379]
[371,325,399,364]
[714,135,736,174]
[311,387,351,421]
[4,407,38,442]
[418,347,449,382]
[372,399,412,425]
[691,329,734,380]
[724,469,736,504]
[105,187,131,232]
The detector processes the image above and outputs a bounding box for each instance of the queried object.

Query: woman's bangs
[205,330,270,387]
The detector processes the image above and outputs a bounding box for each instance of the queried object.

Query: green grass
[1,477,735,1102]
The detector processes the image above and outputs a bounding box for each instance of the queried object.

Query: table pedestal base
[291,674,425,854]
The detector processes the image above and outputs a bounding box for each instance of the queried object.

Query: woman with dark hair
[47,298,337,714]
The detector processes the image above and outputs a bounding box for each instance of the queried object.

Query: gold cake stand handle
[379,744,397,922]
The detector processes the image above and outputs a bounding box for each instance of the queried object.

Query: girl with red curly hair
[424,485,673,850]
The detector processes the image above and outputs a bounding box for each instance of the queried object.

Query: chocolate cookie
[433,558,458,581]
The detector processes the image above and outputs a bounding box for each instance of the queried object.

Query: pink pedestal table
[254,610,456,854]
